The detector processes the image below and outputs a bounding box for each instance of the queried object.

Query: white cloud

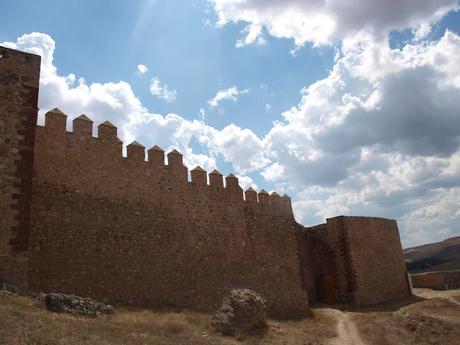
[237,175,258,191]
[261,162,284,181]
[211,0,458,47]
[129,116,269,174]
[264,30,460,185]
[183,148,218,173]
[149,77,177,102]
[198,107,206,120]
[137,64,149,75]
[208,86,250,107]
[236,34,266,48]
[211,124,269,173]
[261,29,460,246]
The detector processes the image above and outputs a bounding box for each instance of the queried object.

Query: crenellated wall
[32,109,294,216]
[27,109,307,316]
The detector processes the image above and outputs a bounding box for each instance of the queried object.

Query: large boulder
[45,293,114,317]
[211,289,267,336]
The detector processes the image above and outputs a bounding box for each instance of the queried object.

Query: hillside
[404,236,460,273]
[1,289,460,345]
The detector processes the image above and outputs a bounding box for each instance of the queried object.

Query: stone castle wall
[340,217,411,305]
[1,46,414,314]
[0,47,40,287]
[411,270,460,290]
[27,110,308,316]
[305,216,411,305]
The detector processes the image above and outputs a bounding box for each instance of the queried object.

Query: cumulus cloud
[208,86,250,107]
[137,64,149,75]
[263,30,460,246]
[211,124,269,172]
[266,30,460,188]
[149,77,177,102]
[237,175,258,190]
[211,0,458,47]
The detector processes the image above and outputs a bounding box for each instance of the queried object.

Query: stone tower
[0,46,41,287]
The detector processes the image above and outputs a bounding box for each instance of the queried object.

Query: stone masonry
[411,270,460,290]
[303,217,411,306]
[0,46,412,315]
[27,108,305,316]
[0,47,40,287]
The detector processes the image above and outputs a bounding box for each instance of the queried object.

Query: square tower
[0,46,41,287]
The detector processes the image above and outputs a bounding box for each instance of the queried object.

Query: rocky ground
[0,288,459,345]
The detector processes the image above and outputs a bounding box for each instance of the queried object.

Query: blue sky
[2,0,460,247]
[0,0,334,132]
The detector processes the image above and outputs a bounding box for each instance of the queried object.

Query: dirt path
[445,296,460,306]
[414,288,460,307]
[324,309,365,345]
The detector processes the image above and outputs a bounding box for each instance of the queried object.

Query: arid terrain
[0,288,459,345]
[405,236,460,273]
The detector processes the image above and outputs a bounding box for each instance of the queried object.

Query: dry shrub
[114,308,203,335]
[159,314,191,335]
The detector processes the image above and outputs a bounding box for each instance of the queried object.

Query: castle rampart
[31,109,294,216]
[27,108,305,315]
[1,46,412,315]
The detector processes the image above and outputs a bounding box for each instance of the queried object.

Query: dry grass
[0,291,335,345]
[0,294,214,345]
[1,288,459,345]
[351,289,460,345]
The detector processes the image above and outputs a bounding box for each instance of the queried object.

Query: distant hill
[404,236,460,273]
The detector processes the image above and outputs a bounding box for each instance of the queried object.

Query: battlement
[37,108,294,217]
